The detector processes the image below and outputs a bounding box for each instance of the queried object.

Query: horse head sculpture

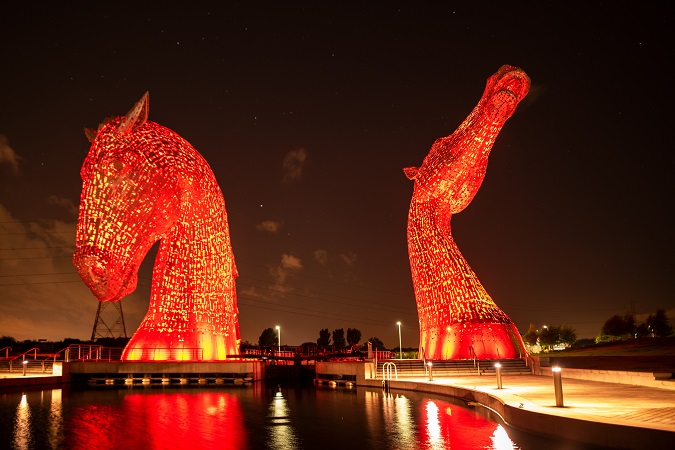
[406,65,530,360]
[73,92,240,360]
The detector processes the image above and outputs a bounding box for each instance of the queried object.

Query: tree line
[253,327,388,351]
[521,308,673,353]
[597,309,672,342]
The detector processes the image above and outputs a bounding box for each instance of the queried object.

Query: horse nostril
[88,259,108,282]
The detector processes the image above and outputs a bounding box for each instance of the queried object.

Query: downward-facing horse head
[73,92,240,361]
[405,65,530,360]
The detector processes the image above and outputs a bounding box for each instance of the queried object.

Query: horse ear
[117,91,149,135]
[84,127,97,143]
[403,166,419,180]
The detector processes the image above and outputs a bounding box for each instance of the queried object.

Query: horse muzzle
[73,249,134,302]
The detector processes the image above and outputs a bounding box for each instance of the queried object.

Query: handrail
[0,347,10,358]
[45,347,69,362]
[18,347,39,360]
[65,344,104,362]
[382,361,398,381]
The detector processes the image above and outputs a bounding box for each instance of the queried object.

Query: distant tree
[95,337,130,347]
[0,335,17,348]
[538,326,558,350]
[647,309,673,337]
[258,328,277,347]
[240,340,255,350]
[522,324,539,346]
[600,313,634,338]
[317,329,331,348]
[367,337,385,350]
[635,322,652,338]
[346,328,362,346]
[558,325,577,346]
[332,328,346,349]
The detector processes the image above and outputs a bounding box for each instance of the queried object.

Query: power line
[237,277,413,314]
[0,271,78,278]
[238,295,415,328]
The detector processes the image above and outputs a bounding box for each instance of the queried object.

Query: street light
[396,321,402,359]
[275,325,281,353]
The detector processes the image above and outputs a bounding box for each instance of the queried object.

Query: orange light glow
[405,65,529,360]
[73,92,240,361]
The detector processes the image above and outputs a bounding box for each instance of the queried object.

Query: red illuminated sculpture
[405,65,529,360]
[73,92,240,361]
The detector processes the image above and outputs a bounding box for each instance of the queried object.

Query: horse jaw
[74,251,140,302]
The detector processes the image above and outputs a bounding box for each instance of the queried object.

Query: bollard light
[22,359,28,376]
[495,363,503,389]
[427,362,433,381]
[552,367,564,407]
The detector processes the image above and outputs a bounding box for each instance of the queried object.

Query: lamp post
[22,359,27,376]
[275,325,281,353]
[396,322,402,359]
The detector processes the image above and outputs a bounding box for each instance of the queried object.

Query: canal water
[0,381,595,449]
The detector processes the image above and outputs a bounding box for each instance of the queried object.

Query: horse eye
[112,160,124,171]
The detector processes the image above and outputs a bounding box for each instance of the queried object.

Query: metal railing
[382,361,398,381]
[65,344,104,361]
[0,347,11,359]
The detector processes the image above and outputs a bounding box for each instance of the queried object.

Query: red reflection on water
[418,399,510,450]
[66,391,246,450]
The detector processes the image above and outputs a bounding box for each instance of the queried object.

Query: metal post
[275,325,281,353]
[552,367,564,407]
[397,322,402,359]
[427,362,433,381]
[495,363,503,389]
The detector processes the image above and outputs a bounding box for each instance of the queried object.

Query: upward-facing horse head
[405,66,529,360]
[73,92,240,361]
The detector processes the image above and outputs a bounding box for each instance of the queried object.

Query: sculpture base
[421,321,526,360]
[121,329,238,361]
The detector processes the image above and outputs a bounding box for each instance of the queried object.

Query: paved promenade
[362,373,675,449]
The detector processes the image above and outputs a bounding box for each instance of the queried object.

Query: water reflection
[425,400,442,448]
[48,389,63,449]
[267,388,299,449]
[13,394,30,450]
[0,383,574,449]
[417,397,520,450]
[64,390,247,449]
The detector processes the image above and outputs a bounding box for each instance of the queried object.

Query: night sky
[1,3,673,347]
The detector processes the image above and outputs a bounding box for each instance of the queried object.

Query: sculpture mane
[73,92,240,361]
[406,65,530,360]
